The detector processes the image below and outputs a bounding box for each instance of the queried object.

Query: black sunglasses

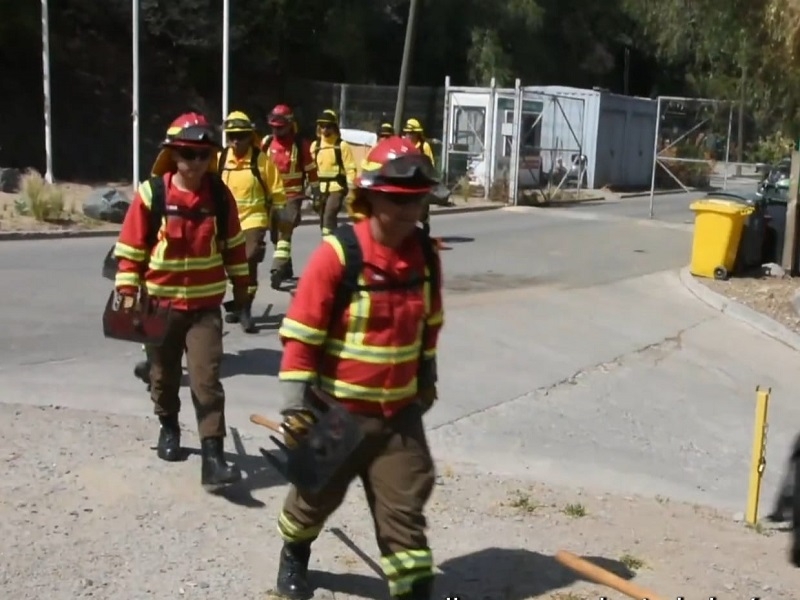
[176,147,212,161]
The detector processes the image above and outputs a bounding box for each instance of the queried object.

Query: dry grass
[16,170,67,221]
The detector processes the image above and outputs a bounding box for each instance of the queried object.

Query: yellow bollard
[745,386,770,525]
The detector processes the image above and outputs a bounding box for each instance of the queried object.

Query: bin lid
[690,199,754,215]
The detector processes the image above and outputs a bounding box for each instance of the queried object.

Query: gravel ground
[700,273,800,334]
[2,403,800,600]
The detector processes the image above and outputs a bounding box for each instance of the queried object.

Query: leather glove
[418,386,437,413]
[280,409,317,449]
[116,288,142,310]
[232,285,249,310]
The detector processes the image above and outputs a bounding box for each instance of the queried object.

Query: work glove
[116,287,143,310]
[279,409,317,449]
[418,386,437,413]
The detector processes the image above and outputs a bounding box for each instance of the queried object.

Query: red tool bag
[102,291,172,345]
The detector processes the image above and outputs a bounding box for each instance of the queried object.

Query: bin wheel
[713,266,729,280]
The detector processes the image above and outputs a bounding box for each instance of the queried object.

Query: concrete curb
[678,266,800,352]
[0,202,505,242]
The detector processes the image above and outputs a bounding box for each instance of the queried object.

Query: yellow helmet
[402,118,424,133]
[316,109,339,126]
[223,111,255,132]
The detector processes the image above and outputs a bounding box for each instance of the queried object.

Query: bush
[16,170,65,221]
[746,132,794,165]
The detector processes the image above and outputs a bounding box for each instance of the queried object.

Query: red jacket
[113,173,249,311]
[265,135,318,198]
[278,219,444,417]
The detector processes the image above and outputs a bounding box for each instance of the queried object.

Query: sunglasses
[176,147,212,161]
[227,132,251,141]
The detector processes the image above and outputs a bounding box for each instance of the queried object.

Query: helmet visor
[165,124,219,146]
[361,154,438,189]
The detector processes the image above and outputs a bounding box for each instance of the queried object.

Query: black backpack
[327,224,440,329]
[313,135,348,190]
[101,174,230,280]
[217,145,269,200]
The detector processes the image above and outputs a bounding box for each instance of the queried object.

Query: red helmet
[268,104,294,127]
[356,136,438,194]
[161,112,219,148]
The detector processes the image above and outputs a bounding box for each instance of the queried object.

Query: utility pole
[132,0,140,185]
[394,0,420,132]
[41,0,53,183]
[737,65,746,176]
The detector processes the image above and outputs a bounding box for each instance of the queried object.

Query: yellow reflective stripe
[319,376,417,402]
[226,230,246,249]
[388,571,433,597]
[324,334,422,365]
[226,263,249,277]
[427,311,443,327]
[279,317,327,346]
[380,549,433,577]
[234,197,266,206]
[145,280,227,299]
[345,273,371,347]
[277,511,322,542]
[138,180,154,209]
[422,348,436,360]
[115,272,140,287]
[148,254,223,271]
[324,236,346,264]
[318,169,341,178]
[114,241,147,262]
[279,370,317,383]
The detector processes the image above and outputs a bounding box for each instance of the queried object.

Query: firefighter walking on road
[402,118,435,236]
[309,109,357,236]
[113,113,246,489]
[262,104,318,287]
[218,111,286,332]
[271,136,445,600]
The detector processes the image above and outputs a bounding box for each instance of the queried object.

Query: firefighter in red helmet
[271,136,444,600]
[113,112,247,489]
[262,104,318,288]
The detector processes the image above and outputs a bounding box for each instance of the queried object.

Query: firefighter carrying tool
[262,104,319,288]
[402,118,435,237]
[219,111,286,333]
[309,109,357,236]
[270,135,444,600]
[113,112,246,490]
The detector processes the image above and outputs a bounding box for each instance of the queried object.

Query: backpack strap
[146,175,166,250]
[217,147,229,174]
[146,174,229,250]
[249,146,269,202]
[328,224,363,330]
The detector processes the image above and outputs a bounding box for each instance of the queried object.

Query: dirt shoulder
[1,403,798,599]
[698,272,800,334]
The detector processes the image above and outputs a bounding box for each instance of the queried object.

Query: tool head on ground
[151,112,220,177]
[102,290,172,345]
[259,391,364,495]
[349,136,438,220]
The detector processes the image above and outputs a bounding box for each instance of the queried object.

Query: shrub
[16,170,65,221]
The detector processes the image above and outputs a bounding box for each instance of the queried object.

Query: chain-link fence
[283,78,444,145]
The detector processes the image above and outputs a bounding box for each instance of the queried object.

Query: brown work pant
[277,404,436,595]
[149,308,226,440]
[320,191,344,235]
[244,227,267,297]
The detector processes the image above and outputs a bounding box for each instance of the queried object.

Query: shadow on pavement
[305,542,637,599]
[221,347,282,378]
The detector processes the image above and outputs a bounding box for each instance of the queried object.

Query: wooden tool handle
[555,550,664,600]
[249,414,282,434]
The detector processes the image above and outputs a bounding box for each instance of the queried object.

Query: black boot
[134,360,151,385]
[767,493,793,522]
[393,576,434,600]
[156,415,182,462]
[239,303,256,334]
[286,258,294,279]
[270,268,283,290]
[224,311,240,324]
[276,542,312,600]
[200,437,242,490]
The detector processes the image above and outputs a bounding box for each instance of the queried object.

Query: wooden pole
[781,150,800,272]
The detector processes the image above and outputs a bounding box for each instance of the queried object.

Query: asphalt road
[2,207,799,513]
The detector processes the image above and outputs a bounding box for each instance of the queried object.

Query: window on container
[451,107,486,155]
[521,113,542,156]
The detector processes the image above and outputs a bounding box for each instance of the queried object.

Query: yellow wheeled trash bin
[689,199,754,280]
